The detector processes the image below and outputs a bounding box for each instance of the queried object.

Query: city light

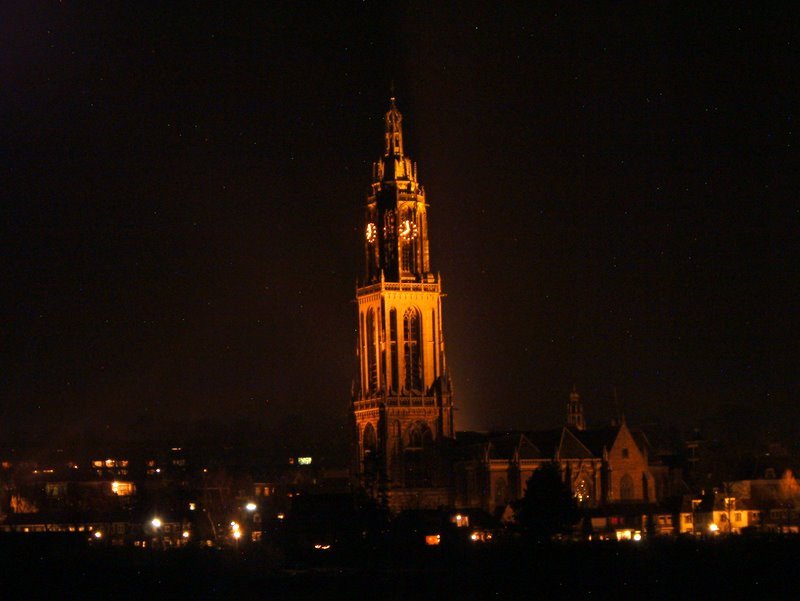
[245,502,257,512]
[151,518,162,529]
[709,523,719,533]
[453,513,469,528]
[182,531,190,539]
[469,530,493,543]
[94,531,103,539]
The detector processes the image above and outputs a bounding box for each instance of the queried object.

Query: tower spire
[384,96,404,157]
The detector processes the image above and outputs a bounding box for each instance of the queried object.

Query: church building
[350,101,661,518]
[351,99,455,510]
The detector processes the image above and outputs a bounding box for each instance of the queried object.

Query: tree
[513,462,578,540]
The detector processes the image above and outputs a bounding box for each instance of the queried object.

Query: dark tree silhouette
[514,462,578,540]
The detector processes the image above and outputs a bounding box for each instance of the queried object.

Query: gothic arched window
[404,422,433,487]
[389,308,398,392]
[362,423,377,455]
[401,240,413,273]
[495,477,509,508]
[362,422,378,482]
[400,211,416,274]
[574,477,593,507]
[403,308,422,391]
[367,309,377,392]
[620,474,634,501]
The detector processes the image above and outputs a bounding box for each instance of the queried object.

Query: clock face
[365,222,377,243]
[399,219,418,240]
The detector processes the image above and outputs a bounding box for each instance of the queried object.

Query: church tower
[567,385,586,431]
[352,98,454,508]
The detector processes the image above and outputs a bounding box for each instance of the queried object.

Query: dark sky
[3,3,797,450]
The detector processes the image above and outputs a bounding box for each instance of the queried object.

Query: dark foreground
[2,536,798,600]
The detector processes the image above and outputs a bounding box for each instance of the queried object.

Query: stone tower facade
[352,99,454,509]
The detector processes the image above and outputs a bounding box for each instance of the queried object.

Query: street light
[245,502,257,512]
[231,521,242,549]
[150,517,163,550]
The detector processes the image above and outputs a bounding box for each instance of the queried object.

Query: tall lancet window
[403,308,422,391]
[367,308,378,392]
[389,309,398,392]
[401,241,413,273]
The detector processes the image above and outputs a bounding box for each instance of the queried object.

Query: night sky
[3,3,797,451]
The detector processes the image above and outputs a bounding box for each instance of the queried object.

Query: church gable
[609,422,647,464]
[608,422,654,503]
[517,435,543,461]
[485,433,541,461]
[558,427,596,460]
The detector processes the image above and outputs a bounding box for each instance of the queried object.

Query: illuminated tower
[352,98,454,508]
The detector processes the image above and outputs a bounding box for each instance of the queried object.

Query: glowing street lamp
[245,502,257,512]
[150,517,164,551]
[231,521,242,549]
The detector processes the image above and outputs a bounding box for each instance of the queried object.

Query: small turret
[567,385,586,431]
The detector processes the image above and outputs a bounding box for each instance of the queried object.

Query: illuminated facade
[352,99,454,509]
[453,391,660,516]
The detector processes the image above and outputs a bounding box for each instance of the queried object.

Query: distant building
[453,428,604,514]
[452,393,659,516]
